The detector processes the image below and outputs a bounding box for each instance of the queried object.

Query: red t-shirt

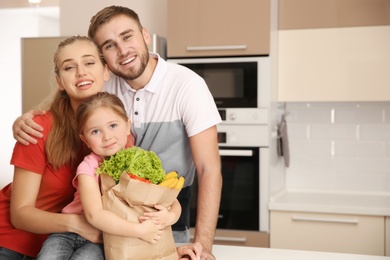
[0,113,76,257]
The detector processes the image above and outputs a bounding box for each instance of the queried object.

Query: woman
[0,35,109,259]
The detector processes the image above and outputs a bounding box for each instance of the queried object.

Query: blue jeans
[36,232,104,260]
[173,228,190,244]
[0,247,34,260]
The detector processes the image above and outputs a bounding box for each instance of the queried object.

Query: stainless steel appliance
[167,56,270,108]
[190,108,269,234]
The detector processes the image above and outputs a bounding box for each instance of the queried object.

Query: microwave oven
[167,56,270,108]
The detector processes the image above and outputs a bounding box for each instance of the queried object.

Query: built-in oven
[190,146,260,230]
[167,56,270,108]
[189,108,270,234]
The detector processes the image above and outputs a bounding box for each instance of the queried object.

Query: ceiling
[0,0,59,9]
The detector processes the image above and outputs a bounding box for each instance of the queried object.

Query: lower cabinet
[270,211,385,256]
[190,228,269,248]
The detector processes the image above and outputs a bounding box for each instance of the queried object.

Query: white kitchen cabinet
[277,26,390,102]
[386,217,390,256]
[270,211,385,256]
[167,0,270,58]
[277,0,390,102]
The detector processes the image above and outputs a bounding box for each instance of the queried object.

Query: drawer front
[270,211,385,256]
[190,228,269,248]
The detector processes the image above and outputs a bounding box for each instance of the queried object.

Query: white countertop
[268,189,390,216]
[212,245,390,259]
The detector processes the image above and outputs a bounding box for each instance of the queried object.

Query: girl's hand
[138,220,164,244]
[139,204,173,228]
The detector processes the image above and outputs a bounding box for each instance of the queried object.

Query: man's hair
[88,5,143,40]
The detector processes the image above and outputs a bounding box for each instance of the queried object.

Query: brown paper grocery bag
[100,172,179,260]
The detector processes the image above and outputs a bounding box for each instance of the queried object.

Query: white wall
[285,102,390,194]
[0,7,59,188]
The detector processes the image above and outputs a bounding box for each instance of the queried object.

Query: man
[13,5,222,259]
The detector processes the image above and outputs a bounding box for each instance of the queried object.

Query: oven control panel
[218,108,268,125]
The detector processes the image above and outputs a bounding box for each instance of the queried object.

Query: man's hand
[199,250,216,260]
[12,110,45,145]
[177,242,202,260]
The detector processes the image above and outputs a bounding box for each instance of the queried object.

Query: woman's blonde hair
[46,35,104,170]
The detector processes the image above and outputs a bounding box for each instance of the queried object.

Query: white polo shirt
[104,53,221,187]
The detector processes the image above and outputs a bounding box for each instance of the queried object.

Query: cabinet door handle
[292,215,359,224]
[214,236,247,243]
[186,45,247,51]
[190,234,247,243]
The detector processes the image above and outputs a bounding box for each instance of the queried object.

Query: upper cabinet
[167,0,270,58]
[277,0,390,102]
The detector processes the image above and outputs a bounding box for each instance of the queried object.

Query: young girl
[37,92,183,259]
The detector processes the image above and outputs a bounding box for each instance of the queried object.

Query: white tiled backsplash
[284,102,390,193]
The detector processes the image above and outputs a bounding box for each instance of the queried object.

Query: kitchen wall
[0,7,59,188]
[284,102,390,193]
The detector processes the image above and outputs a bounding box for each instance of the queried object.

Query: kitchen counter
[268,189,390,216]
[211,245,390,259]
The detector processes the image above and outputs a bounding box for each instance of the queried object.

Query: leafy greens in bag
[96,146,166,184]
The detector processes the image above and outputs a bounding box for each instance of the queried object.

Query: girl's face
[80,107,131,157]
[56,40,110,111]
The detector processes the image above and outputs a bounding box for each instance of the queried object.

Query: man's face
[93,14,150,81]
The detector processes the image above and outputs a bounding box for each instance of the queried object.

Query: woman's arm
[78,174,164,243]
[10,167,102,243]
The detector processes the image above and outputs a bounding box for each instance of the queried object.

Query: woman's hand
[72,214,103,243]
[12,109,45,145]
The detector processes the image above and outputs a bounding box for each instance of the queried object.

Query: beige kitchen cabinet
[167,0,270,58]
[386,217,390,256]
[190,228,269,248]
[270,211,385,256]
[277,0,390,102]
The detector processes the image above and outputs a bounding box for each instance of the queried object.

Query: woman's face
[56,40,110,111]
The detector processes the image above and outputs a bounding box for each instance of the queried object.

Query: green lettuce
[96,146,166,184]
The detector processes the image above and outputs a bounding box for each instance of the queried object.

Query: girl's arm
[10,167,102,243]
[78,174,164,243]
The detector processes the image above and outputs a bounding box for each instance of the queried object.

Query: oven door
[190,147,260,231]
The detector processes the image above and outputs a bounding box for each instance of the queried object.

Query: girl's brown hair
[76,92,128,136]
[46,35,104,170]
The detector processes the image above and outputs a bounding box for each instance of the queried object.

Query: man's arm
[12,110,45,145]
[189,125,222,258]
